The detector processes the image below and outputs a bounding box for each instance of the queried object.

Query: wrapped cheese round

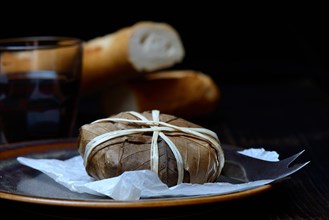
[78,110,224,186]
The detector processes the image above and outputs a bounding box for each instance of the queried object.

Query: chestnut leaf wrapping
[78,110,224,187]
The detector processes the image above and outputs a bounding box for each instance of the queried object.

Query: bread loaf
[101,70,220,118]
[81,21,185,92]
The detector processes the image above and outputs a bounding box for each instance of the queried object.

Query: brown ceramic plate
[0,138,273,209]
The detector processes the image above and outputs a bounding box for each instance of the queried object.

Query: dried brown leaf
[78,111,224,186]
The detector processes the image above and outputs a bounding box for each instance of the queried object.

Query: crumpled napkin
[17,148,279,201]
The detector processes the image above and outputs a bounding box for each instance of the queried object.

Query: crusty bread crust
[82,21,185,93]
[101,70,220,118]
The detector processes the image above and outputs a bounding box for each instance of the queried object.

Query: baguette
[82,21,185,92]
[101,70,220,118]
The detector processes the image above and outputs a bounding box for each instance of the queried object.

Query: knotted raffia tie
[84,110,221,185]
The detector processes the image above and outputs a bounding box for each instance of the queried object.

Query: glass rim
[0,36,82,51]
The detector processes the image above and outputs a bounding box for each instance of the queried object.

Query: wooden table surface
[1,73,328,219]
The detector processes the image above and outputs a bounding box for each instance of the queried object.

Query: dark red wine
[0,71,80,143]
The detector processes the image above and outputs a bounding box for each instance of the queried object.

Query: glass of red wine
[0,36,82,144]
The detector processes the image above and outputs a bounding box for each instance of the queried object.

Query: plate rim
[0,138,274,209]
[0,184,273,208]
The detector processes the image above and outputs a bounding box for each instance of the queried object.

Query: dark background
[1,6,328,135]
[1,7,328,83]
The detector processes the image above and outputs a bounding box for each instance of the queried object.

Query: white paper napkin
[17,148,279,201]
